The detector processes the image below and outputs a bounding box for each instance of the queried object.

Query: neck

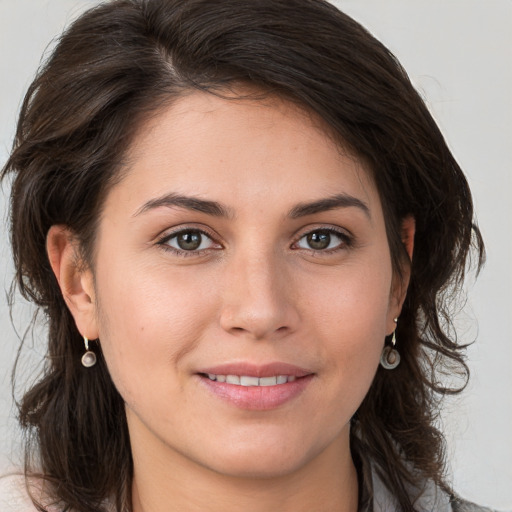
[130,425,358,512]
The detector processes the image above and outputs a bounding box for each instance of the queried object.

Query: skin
[48,91,414,512]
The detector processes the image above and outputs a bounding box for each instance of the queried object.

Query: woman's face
[73,91,406,478]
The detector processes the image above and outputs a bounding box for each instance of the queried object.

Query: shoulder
[0,473,61,512]
[451,496,506,512]
[0,474,39,511]
[369,461,505,512]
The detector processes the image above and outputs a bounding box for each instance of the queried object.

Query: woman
[0,0,500,510]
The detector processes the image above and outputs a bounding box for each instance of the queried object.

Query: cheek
[303,260,392,390]
[92,258,219,401]
[307,258,392,332]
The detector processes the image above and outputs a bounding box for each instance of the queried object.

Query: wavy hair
[1,0,484,510]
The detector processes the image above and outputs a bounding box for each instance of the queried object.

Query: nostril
[219,295,299,340]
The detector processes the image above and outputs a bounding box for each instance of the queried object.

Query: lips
[196,362,314,410]
[205,374,297,386]
[197,362,312,379]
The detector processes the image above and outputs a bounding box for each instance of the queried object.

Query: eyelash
[156,227,220,257]
[156,226,353,257]
[292,227,353,254]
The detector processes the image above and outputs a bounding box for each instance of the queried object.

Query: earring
[380,318,400,370]
[81,336,97,368]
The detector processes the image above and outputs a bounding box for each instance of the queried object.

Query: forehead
[109,89,380,217]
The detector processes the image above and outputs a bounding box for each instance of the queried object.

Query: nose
[219,249,299,341]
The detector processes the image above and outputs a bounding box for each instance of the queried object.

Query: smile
[205,374,297,386]
[197,364,314,410]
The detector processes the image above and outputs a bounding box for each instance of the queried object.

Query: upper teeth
[206,374,296,386]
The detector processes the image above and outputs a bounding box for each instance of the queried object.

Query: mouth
[196,363,314,410]
[200,373,298,386]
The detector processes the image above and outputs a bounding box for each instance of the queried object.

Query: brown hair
[1,0,484,510]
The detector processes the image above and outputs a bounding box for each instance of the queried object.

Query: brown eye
[296,229,347,251]
[177,231,202,250]
[306,231,331,250]
[164,229,215,252]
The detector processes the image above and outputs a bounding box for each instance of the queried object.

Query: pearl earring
[380,318,400,370]
[81,336,97,368]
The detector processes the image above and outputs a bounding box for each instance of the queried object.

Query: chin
[207,455,309,480]
[197,436,322,480]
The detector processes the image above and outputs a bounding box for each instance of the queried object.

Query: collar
[352,437,453,512]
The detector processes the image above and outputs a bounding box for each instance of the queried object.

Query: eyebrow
[133,192,370,220]
[133,193,234,218]
[288,193,371,219]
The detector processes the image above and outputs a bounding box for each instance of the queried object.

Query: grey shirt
[355,445,500,512]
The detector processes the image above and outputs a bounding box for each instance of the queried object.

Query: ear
[387,215,416,333]
[401,215,415,263]
[46,225,99,340]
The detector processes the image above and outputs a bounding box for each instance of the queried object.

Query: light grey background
[1,0,510,508]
